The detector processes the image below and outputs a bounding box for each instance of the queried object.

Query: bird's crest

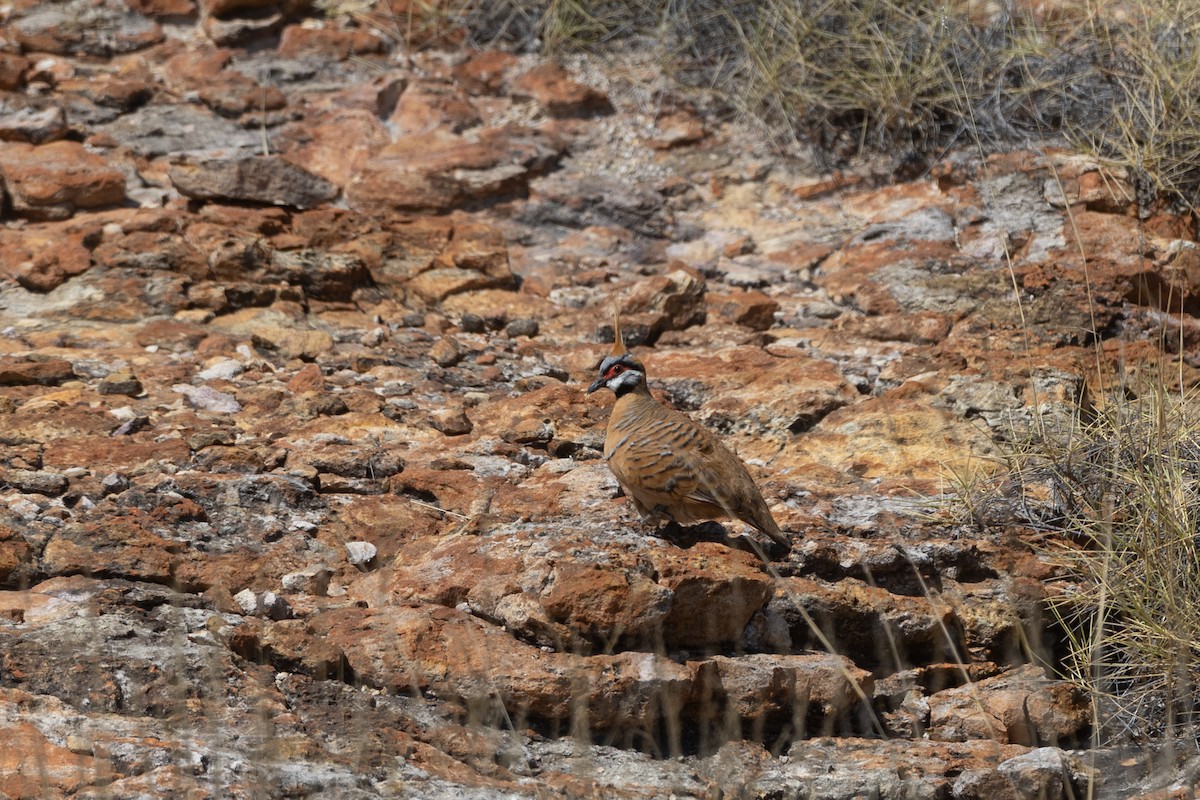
[610,307,627,358]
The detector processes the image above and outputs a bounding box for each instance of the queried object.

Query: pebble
[101,472,130,496]
[281,565,333,594]
[197,358,245,381]
[429,336,464,368]
[173,384,242,413]
[506,318,539,337]
[431,408,473,435]
[345,541,377,566]
[97,370,143,397]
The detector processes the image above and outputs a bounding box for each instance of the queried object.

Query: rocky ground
[1,1,1198,798]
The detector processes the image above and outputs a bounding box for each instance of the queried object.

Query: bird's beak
[587,376,606,394]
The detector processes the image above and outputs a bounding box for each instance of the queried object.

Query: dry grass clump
[964,371,1200,743]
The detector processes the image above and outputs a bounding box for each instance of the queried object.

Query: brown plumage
[587,314,789,552]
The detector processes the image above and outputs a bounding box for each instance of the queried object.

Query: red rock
[698,652,871,732]
[452,50,518,95]
[43,511,184,584]
[0,721,95,797]
[648,543,773,648]
[286,362,325,393]
[346,126,563,214]
[317,602,688,730]
[841,311,956,344]
[169,156,337,209]
[0,222,94,291]
[41,436,192,473]
[927,664,1090,745]
[200,0,278,18]
[274,106,390,188]
[623,268,706,331]
[278,25,385,60]
[389,82,481,136]
[0,141,125,219]
[645,111,705,149]
[647,346,859,441]
[124,0,197,16]
[11,4,163,55]
[775,577,961,669]
[512,62,613,118]
[539,561,673,647]
[382,222,517,304]
[0,53,28,91]
[709,290,780,331]
[198,80,287,118]
[0,96,69,145]
[0,357,74,386]
[58,76,154,110]
[0,524,34,585]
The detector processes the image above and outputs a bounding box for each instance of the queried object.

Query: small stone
[233,588,257,615]
[173,384,242,414]
[399,312,425,327]
[710,290,780,332]
[624,268,706,331]
[292,393,349,418]
[512,62,613,118]
[431,408,473,436]
[188,430,235,450]
[344,541,377,566]
[3,468,68,496]
[286,363,325,394]
[97,370,143,397]
[7,498,41,520]
[360,327,386,347]
[460,313,486,333]
[111,416,150,436]
[71,360,114,380]
[197,358,245,381]
[101,472,130,496]
[505,318,539,338]
[282,565,334,594]
[260,591,292,620]
[430,336,464,368]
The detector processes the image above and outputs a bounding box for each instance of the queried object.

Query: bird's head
[587,310,646,397]
[588,352,647,397]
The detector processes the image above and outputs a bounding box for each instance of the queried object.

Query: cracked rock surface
[0,3,1191,798]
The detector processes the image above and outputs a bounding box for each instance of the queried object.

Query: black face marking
[588,353,647,395]
[597,354,644,376]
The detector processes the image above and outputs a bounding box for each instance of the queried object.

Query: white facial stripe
[609,370,643,391]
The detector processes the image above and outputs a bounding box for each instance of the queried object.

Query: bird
[587,313,790,553]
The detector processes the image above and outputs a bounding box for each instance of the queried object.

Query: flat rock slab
[169,155,339,209]
[0,141,125,220]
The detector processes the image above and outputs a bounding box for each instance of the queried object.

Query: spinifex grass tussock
[964,370,1200,744]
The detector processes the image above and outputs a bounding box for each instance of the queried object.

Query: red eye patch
[604,364,625,380]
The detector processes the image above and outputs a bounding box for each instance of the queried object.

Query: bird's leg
[648,506,686,540]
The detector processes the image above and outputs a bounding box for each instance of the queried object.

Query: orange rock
[512,62,613,118]
[452,50,518,96]
[278,24,384,60]
[0,721,96,797]
[0,141,125,220]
